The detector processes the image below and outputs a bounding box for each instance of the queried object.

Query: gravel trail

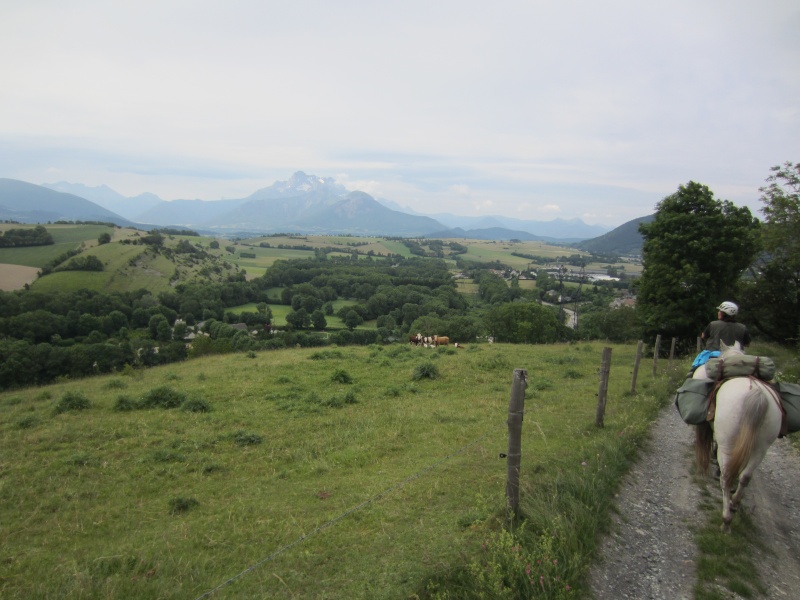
[588,403,800,599]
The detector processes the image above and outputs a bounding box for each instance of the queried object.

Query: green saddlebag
[704,355,776,381]
[777,381,800,434]
[675,378,714,425]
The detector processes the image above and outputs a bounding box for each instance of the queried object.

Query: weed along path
[588,401,800,600]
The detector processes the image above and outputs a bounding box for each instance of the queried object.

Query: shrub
[323,391,358,408]
[182,397,211,413]
[16,415,40,429]
[140,386,186,409]
[54,391,91,414]
[412,362,440,381]
[331,369,353,384]
[113,395,138,411]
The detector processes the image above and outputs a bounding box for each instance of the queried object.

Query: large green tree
[637,181,760,344]
[739,162,800,344]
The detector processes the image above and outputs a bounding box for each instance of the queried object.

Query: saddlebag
[777,381,800,434]
[675,378,714,425]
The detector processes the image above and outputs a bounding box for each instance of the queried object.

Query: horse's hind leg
[730,472,752,513]
[720,467,735,532]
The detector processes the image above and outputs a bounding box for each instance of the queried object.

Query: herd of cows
[408,333,452,347]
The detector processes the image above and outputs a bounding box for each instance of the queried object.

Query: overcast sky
[1,0,798,227]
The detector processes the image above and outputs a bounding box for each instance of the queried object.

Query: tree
[739,162,800,344]
[483,302,562,344]
[344,310,363,331]
[637,181,760,345]
[311,310,327,331]
[98,232,112,244]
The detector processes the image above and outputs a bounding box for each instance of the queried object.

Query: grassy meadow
[0,340,681,599]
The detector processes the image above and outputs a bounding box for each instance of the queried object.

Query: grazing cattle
[409,333,422,346]
[433,335,450,347]
[454,342,465,349]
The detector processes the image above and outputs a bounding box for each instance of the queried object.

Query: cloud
[0,0,797,226]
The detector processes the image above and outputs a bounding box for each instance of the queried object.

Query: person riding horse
[692,301,751,371]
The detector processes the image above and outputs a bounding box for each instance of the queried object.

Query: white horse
[693,342,783,531]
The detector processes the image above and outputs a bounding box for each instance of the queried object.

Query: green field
[228,299,361,328]
[0,341,685,599]
[0,224,118,268]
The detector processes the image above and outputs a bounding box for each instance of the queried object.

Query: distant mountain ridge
[0,179,135,227]
[4,172,633,242]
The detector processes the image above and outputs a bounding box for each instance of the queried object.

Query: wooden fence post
[630,340,643,394]
[652,334,662,376]
[595,347,612,428]
[668,337,677,373]
[696,336,702,354]
[506,368,527,519]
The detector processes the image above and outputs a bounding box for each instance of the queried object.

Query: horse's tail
[695,421,714,474]
[723,387,769,491]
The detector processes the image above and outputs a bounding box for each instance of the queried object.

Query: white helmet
[717,301,738,316]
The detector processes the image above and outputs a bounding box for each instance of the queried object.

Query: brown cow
[409,333,422,346]
[433,335,450,347]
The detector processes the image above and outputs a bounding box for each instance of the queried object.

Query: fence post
[652,334,662,376]
[595,347,613,428]
[696,336,702,354]
[668,337,677,373]
[630,340,643,394]
[506,368,527,519]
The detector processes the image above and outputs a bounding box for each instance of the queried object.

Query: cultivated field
[0,341,677,599]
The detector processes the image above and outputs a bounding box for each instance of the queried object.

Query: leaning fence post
[652,334,662,376]
[595,347,612,428]
[630,340,643,394]
[506,368,527,519]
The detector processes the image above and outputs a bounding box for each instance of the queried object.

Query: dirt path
[588,403,800,599]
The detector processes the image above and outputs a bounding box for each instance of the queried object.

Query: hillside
[0,341,677,599]
[572,214,654,255]
[0,223,243,294]
[0,179,134,227]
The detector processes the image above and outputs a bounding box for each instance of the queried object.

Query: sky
[1,0,798,228]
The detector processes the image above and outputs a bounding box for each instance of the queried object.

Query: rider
[691,301,751,370]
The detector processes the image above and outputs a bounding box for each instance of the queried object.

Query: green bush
[140,386,186,409]
[113,395,137,411]
[412,362,440,381]
[182,397,211,413]
[331,369,353,384]
[54,391,91,414]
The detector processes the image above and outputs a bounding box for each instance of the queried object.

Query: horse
[693,341,783,532]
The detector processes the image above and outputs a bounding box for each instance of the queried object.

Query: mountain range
[0,172,645,249]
